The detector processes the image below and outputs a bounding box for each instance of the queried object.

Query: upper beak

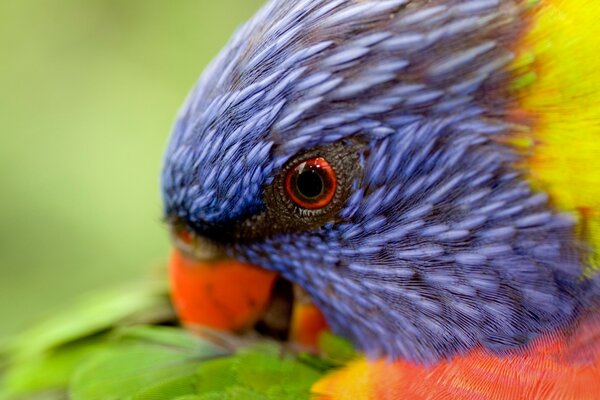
[169,243,328,347]
[169,247,278,332]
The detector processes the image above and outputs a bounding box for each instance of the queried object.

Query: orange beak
[170,246,329,347]
[169,248,278,331]
[291,300,329,348]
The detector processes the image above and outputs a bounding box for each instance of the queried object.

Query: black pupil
[296,169,324,199]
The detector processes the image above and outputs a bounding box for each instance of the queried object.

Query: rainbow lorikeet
[163,0,600,398]
[2,1,600,399]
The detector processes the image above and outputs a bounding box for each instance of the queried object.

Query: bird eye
[285,157,337,209]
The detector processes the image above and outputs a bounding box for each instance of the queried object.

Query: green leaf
[317,332,357,367]
[238,349,321,395]
[0,279,174,399]
[195,344,323,400]
[195,358,237,394]
[196,388,265,400]
[173,396,203,400]
[132,373,198,400]
[69,326,229,400]
[0,390,67,400]
[115,326,211,352]
[1,339,106,399]
[5,280,171,362]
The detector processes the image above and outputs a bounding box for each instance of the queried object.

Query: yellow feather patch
[311,358,375,400]
[513,0,600,271]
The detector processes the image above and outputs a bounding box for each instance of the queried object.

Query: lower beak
[169,248,278,331]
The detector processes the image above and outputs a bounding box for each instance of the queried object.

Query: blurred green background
[0,0,263,340]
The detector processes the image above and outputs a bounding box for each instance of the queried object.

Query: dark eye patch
[231,140,365,242]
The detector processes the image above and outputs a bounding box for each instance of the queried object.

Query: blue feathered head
[162,0,587,364]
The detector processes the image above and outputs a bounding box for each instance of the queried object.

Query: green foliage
[3,321,328,400]
[194,345,322,400]
[317,333,357,367]
[6,281,169,361]
[132,374,199,400]
[68,328,324,400]
[1,339,104,400]
[0,280,173,400]
[0,281,335,400]
[69,326,229,400]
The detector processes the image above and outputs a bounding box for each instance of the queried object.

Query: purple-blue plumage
[162,0,595,364]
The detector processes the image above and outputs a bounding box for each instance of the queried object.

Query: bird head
[162,0,586,364]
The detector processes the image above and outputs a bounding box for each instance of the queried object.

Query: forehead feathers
[162,0,521,226]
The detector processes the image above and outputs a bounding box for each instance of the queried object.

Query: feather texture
[510,0,600,273]
[313,313,600,399]
[163,0,600,371]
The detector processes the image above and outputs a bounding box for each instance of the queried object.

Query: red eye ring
[285,157,337,210]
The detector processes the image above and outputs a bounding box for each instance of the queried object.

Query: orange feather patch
[312,315,600,400]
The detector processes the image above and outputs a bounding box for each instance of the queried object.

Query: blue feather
[162,0,597,365]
